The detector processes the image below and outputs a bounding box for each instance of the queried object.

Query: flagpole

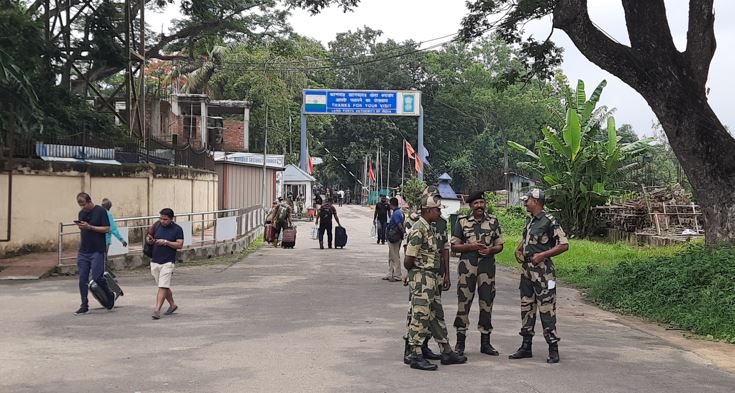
[401,139,405,190]
[375,149,379,195]
[387,149,390,193]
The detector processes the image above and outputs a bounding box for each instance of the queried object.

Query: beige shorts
[150,262,175,288]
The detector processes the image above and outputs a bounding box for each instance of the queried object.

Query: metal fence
[57,206,264,266]
[7,131,215,171]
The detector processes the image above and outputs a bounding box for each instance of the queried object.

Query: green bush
[586,245,735,342]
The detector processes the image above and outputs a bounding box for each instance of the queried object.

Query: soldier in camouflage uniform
[402,211,451,364]
[450,191,504,356]
[509,188,569,364]
[403,186,467,371]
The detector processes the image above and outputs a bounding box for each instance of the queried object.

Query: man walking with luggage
[315,197,341,249]
[146,208,184,320]
[373,194,390,244]
[73,192,113,314]
[404,186,466,370]
[509,188,569,363]
[451,191,504,356]
[384,197,404,281]
[272,198,291,247]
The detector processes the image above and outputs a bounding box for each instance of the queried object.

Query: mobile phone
[73,220,82,224]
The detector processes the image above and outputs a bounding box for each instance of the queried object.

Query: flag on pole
[404,140,416,160]
[419,145,430,167]
[368,159,376,181]
[307,154,314,174]
[414,154,423,173]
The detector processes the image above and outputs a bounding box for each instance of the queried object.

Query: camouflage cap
[521,188,545,203]
[420,186,446,209]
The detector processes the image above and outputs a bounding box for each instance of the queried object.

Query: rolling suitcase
[89,266,123,310]
[281,227,297,249]
[334,226,347,249]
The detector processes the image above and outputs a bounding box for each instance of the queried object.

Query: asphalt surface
[1,205,734,393]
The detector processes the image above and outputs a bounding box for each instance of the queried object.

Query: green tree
[508,80,651,236]
[401,177,427,209]
[460,0,735,244]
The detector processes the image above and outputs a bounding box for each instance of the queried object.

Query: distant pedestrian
[315,197,341,249]
[338,189,345,207]
[272,197,292,247]
[345,189,352,205]
[373,194,390,244]
[314,193,323,208]
[73,192,112,315]
[101,198,128,256]
[509,188,569,363]
[145,208,184,320]
[384,197,404,282]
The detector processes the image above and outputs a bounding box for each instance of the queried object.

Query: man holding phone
[146,208,184,320]
[74,192,112,314]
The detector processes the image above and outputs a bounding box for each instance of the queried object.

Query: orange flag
[414,154,423,173]
[307,154,314,174]
[404,140,416,160]
[368,159,376,181]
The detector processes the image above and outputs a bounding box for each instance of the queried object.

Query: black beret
[467,191,485,204]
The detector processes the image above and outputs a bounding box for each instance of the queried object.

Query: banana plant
[508,79,652,236]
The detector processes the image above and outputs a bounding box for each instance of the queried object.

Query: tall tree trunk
[553,0,735,245]
[648,86,735,245]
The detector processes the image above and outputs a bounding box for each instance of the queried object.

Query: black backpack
[319,204,333,221]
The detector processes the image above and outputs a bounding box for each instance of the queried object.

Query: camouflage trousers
[519,261,560,344]
[407,269,449,347]
[453,256,496,334]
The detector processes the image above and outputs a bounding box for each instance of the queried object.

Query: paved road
[1,205,734,393]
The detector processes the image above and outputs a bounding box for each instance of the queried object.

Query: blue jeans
[77,251,110,308]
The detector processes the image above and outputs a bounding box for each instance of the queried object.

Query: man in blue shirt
[384,197,405,282]
[146,208,184,320]
[74,192,112,314]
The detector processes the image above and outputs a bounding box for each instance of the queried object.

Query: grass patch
[587,245,735,343]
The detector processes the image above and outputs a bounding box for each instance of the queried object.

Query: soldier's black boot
[421,337,441,360]
[480,333,499,356]
[546,342,560,363]
[508,337,533,359]
[455,332,466,356]
[407,351,438,371]
[403,336,411,364]
[440,347,468,365]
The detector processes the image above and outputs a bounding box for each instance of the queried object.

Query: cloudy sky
[150,0,735,137]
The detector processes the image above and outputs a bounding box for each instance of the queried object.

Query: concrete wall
[0,160,217,256]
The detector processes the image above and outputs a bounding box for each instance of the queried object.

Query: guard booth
[282,164,315,207]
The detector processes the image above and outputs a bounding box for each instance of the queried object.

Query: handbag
[387,226,403,243]
[143,221,160,258]
[311,226,319,240]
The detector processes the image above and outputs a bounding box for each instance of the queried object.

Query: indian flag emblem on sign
[304,93,327,112]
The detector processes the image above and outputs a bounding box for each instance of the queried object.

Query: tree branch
[620,0,677,55]
[685,0,716,90]
[552,0,648,92]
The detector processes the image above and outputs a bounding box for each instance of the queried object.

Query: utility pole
[262,104,269,209]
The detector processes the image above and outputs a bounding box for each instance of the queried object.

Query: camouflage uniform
[405,216,449,336]
[405,190,450,349]
[451,213,504,334]
[518,211,568,344]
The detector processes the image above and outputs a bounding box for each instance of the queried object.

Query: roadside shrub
[586,245,735,342]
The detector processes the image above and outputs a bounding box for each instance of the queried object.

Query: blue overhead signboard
[303,89,421,116]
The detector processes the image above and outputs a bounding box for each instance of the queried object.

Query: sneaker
[164,305,178,315]
[74,307,89,315]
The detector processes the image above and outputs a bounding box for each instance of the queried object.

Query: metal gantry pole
[262,104,268,209]
[299,110,308,171]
